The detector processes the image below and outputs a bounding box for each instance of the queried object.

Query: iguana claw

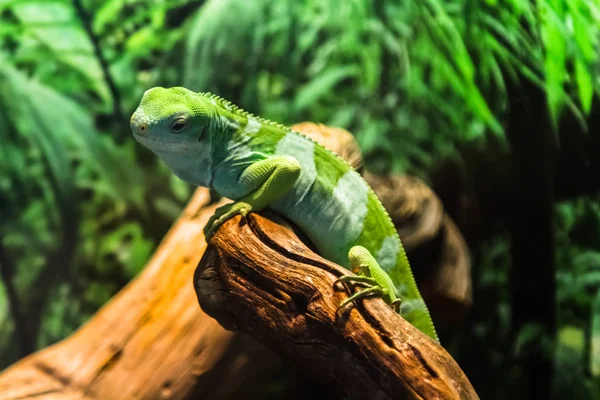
[391,298,402,313]
[204,201,253,240]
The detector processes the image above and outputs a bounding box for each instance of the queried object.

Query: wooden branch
[195,212,479,400]
[0,188,279,400]
[418,216,472,323]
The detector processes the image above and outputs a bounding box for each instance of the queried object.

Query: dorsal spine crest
[198,92,359,174]
[200,91,290,131]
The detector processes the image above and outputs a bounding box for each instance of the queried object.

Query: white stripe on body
[274,132,317,204]
[376,235,401,273]
[220,116,239,130]
[244,117,261,135]
[211,139,259,199]
[273,164,370,267]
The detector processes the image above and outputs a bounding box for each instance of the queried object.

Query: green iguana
[131,86,438,342]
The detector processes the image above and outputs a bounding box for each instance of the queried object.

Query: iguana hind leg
[334,275,378,286]
[336,246,400,312]
[338,285,388,310]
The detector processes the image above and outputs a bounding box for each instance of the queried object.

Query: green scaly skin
[131,86,438,342]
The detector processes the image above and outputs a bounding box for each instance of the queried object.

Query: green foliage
[554,325,595,400]
[9,0,108,101]
[0,0,192,365]
[182,0,600,174]
[590,289,600,377]
[444,201,600,400]
[550,202,600,398]
[0,62,147,353]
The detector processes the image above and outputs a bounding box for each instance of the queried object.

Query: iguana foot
[334,275,378,288]
[204,201,253,239]
[338,285,388,311]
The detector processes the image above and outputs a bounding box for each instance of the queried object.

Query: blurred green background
[1,0,600,399]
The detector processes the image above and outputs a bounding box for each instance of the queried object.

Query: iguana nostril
[133,122,148,136]
[130,109,151,136]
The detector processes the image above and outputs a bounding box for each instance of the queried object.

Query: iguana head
[130,86,218,148]
[131,86,221,186]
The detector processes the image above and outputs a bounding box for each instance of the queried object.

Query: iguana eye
[170,118,187,133]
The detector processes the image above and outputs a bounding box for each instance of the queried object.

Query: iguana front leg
[204,156,301,239]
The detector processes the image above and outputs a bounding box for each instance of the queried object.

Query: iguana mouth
[133,133,180,145]
[133,134,198,156]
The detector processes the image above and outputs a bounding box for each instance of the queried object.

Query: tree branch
[195,212,479,400]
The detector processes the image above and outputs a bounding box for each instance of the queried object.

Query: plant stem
[72,0,123,125]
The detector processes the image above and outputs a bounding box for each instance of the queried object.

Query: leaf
[539,1,568,125]
[590,289,600,377]
[294,65,359,112]
[98,223,153,277]
[514,322,547,354]
[414,0,503,135]
[184,0,264,90]
[574,251,600,271]
[577,271,600,288]
[0,64,144,210]
[574,58,594,115]
[94,0,126,33]
[11,1,108,101]
[0,64,79,257]
[559,325,585,352]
